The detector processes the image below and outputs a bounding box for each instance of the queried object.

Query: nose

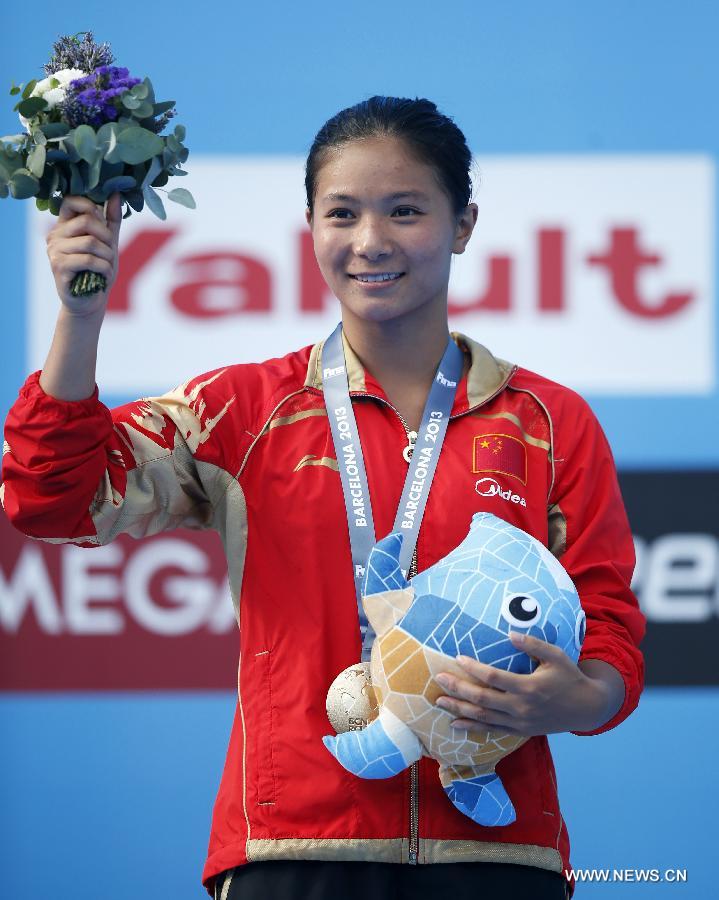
[352,214,392,261]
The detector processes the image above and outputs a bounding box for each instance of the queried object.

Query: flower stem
[70,270,107,297]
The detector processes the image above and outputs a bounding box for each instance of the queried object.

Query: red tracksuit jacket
[1,332,645,894]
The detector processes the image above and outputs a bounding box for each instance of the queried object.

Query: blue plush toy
[323,511,585,826]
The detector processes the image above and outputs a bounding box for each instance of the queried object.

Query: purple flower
[61,66,142,128]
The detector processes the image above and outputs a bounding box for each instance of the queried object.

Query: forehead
[314,136,445,201]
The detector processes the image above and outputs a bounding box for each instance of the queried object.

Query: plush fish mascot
[323,512,586,826]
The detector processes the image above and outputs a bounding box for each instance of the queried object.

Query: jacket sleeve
[546,391,646,736]
[1,368,241,548]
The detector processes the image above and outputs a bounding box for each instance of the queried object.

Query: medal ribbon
[322,323,463,660]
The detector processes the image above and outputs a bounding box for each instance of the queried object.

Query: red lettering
[107,228,178,313]
[538,228,565,312]
[447,256,512,315]
[299,230,333,312]
[586,228,693,318]
[170,253,271,318]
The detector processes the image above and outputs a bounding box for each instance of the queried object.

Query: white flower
[52,68,86,87]
[18,68,87,133]
[42,87,66,109]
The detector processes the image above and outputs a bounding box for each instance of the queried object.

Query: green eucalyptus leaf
[73,125,98,164]
[40,122,70,140]
[152,170,169,188]
[8,169,40,199]
[99,160,124,182]
[59,138,80,163]
[102,174,138,196]
[167,187,196,209]
[9,82,21,96]
[87,186,107,204]
[133,101,154,120]
[125,188,144,212]
[115,127,164,165]
[87,154,103,190]
[122,94,141,110]
[49,194,62,215]
[45,148,70,163]
[142,78,156,105]
[95,123,119,158]
[15,96,47,117]
[152,100,176,116]
[0,183,9,198]
[22,79,38,100]
[143,184,166,220]
[70,162,85,195]
[27,143,46,177]
[32,129,47,146]
[0,134,28,146]
[49,165,59,196]
[166,134,181,154]
[179,147,189,163]
[132,82,149,100]
[36,196,49,211]
[173,124,186,142]
[142,155,162,189]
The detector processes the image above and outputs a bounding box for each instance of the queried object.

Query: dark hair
[305,96,473,217]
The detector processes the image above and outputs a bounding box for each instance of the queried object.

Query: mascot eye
[575,610,586,651]
[501,594,541,628]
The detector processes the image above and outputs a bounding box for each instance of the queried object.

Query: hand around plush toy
[435,631,625,736]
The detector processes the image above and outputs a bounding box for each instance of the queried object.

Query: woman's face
[306,136,477,329]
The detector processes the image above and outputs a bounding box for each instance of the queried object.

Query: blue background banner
[1,3,717,898]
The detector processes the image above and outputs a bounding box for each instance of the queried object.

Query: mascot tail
[323,707,422,779]
[441,767,516,826]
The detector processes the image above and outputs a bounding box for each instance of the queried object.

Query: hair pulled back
[305,96,473,217]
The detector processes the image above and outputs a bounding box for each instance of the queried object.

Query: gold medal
[325,662,379,733]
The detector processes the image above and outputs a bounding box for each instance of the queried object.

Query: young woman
[2,97,645,900]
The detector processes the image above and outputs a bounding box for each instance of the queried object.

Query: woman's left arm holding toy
[436,390,645,738]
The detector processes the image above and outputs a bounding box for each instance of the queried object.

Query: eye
[574,609,586,651]
[501,594,541,628]
[326,208,354,219]
[392,206,421,217]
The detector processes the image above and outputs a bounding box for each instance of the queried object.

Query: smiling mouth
[350,272,405,283]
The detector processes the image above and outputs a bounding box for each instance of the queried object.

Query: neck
[340,306,453,431]
[342,308,450,386]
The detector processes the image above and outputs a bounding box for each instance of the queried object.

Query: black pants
[214,860,570,900]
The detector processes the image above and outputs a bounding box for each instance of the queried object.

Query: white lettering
[63,544,124,634]
[632,533,716,622]
[474,477,527,508]
[124,539,214,635]
[0,544,61,633]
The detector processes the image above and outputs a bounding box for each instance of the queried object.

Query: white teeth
[353,273,403,283]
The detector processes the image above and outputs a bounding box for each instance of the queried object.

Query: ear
[305,207,313,228]
[452,202,478,255]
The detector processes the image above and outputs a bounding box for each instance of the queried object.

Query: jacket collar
[304,331,516,417]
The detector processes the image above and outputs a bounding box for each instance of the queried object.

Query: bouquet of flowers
[0,32,195,296]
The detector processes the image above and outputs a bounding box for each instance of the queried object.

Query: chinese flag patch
[472,434,527,484]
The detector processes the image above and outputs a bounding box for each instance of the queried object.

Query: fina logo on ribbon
[436,370,457,388]
[323,365,346,380]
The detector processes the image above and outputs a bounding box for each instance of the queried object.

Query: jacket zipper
[347,379,517,865]
[361,394,421,863]
[408,546,420,864]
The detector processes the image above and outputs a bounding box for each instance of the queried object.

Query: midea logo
[475,477,527,508]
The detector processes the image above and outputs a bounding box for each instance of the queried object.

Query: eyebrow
[321,191,431,203]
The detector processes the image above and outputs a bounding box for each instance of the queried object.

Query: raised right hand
[46,193,123,317]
